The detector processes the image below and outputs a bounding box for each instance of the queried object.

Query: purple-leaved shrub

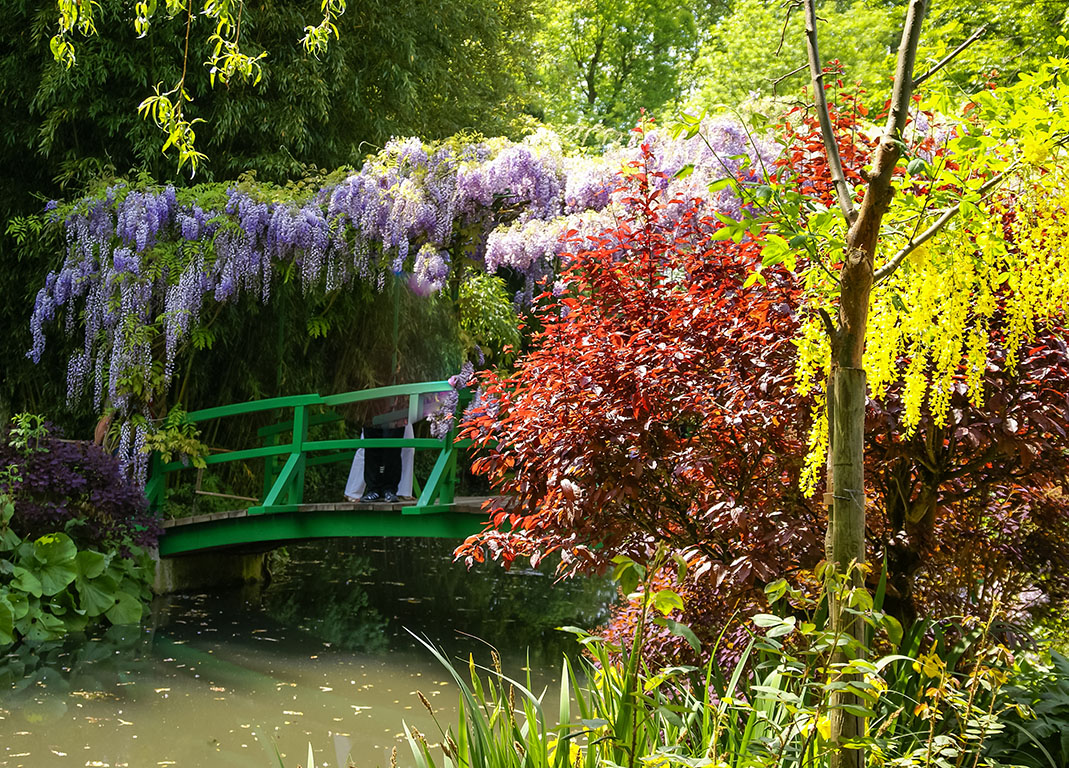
[0,425,161,550]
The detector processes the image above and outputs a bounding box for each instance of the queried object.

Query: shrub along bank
[0,414,157,647]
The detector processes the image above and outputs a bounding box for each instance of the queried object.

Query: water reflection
[263,538,616,666]
[0,537,615,767]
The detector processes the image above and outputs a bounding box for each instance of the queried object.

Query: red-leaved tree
[458,136,824,607]
[459,119,1069,658]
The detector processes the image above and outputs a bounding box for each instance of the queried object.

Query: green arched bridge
[148,381,492,557]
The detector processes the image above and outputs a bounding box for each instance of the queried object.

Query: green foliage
[28,0,539,181]
[534,0,723,132]
[458,273,522,365]
[985,649,1069,767]
[0,508,153,648]
[920,0,1069,91]
[7,413,49,455]
[402,559,1024,767]
[138,404,208,469]
[685,0,900,114]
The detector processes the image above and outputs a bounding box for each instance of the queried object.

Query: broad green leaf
[76,573,120,617]
[105,590,143,626]
[906,157,929,177]
[3,590,29,620]
[20,609,66,644]
[611,557,643,596]
[651,588,684,616]
[75,550,108,580]
[48,589,83,618]
[882,614,903,645]
[0,597,13,645]
[34,533,77,566]
[11,566,43,598]
[763,579,788,604]
[766,616,797,638]
[38,559,78,596]
[0,527,20,552]
[752,613,784,628]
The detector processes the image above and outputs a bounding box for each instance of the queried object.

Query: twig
[776,1,802,56]
[884,0,927,139]
[802,0,857,224]
[912,25,987,89]
[873,166,1013,283]
[771,63,808,96]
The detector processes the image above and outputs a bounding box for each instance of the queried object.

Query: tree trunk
[802,0,930,759]
[827,367,867,768]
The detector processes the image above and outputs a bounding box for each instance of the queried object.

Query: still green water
[0,538,615,768]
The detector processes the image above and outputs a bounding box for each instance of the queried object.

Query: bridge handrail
[147,379,468,519]
[184,381,455,425]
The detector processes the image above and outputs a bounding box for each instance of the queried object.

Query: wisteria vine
[27,119,777,483]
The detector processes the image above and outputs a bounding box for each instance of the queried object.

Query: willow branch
[873,167,1013,283]
[912,25,987,89]
[802,0,856,224]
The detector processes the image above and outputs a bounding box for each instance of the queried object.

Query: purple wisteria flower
[27,120,781,484]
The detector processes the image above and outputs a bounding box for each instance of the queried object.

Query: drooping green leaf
[654,617,701,653]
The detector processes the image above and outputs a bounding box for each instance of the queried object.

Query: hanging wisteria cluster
[28,118,778,483]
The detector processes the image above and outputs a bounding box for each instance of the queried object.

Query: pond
[0,538,616,768]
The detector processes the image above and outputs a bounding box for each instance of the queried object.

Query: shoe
[383,491,399,503]
[360,491,382,502]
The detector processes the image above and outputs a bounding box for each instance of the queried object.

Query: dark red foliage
[867,334,1069,625]
[460,104,1069,661]
[0,427,161,549]
[457,139,823,608]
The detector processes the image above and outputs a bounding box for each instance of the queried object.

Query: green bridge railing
[145,380,470,518]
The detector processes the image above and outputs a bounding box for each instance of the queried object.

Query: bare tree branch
[776,1,800,56]
[771,62,808,95]
[873,167,1013,283]
[802,0,857,224]
[831,0,929,368]
[912,25,987,89]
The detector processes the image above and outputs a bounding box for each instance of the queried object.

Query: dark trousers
[363,426,403,494]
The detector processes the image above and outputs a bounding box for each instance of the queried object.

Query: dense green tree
[534,0,726,133]
[16,0,539,186]
[920,0,1069,89]
[0,0,537,424]
[685,0,900,113]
